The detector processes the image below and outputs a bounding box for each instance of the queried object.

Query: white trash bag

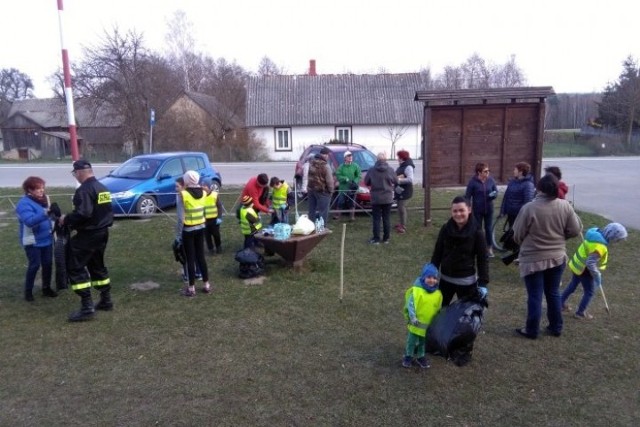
[292,214,315,235]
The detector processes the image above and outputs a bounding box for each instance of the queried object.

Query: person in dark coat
[465,162,498,257]
[394,150,415,234]
[364,152,398,244]
[430,196,489,306]
[500,162,536,228]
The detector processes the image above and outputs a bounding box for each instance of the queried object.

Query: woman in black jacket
[430,196,489,306]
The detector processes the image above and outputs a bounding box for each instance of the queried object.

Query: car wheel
[210,179,221,192]
[136,195,157,217]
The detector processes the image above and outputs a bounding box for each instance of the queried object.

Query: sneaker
[202,283,212,294]
[416,357,431,369]
[382,239,390,244]
[397,226,406,234]
[574,312,593,320]
[195,274,203,281]
[402,356,413,368]
[25,291,34,302]
[180,287,196,297]
[487,250,495,258]
[181,274,188,284]
[368,238,380,245]
[42,287,58,298]
[561,304,571,312]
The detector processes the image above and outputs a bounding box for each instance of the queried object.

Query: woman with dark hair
[544,166,569,199]
[512,174,582,339]
[15,176,58,301]
[465,162,498,257]
[394,150,415,233]
[500,162,536,227]
[430,196,489,306]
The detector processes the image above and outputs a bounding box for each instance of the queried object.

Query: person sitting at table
[237,195,262,249]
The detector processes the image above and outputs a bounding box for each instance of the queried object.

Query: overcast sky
[2,0,638,98]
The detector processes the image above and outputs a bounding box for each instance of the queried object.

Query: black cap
[320,147,331,155]
[72,160,92,171]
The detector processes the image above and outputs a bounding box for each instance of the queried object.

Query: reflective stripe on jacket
[569,239,608,275]
[404,286,443,337]
[181,191,205,226]
[203,191,219,219]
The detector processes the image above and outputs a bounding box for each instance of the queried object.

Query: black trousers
[183,228,208,286]
[204,218,221,250]
[68,229,110,292]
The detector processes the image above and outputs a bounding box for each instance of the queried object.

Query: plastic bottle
[319,217,325,232]
[315,217,320,233]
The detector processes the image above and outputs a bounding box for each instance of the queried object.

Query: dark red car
[293,142,378,208]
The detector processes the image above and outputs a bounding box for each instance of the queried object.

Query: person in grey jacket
[512,174,582,339]
[364,152,398,244]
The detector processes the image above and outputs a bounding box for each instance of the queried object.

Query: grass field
[0,187,638,426]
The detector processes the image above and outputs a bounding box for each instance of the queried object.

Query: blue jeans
[473,210,493,249]
[24,244,53,292]
[561,271,595,315]
[308,191,331,224]
[371,203,392,241]
[523,262,566,337]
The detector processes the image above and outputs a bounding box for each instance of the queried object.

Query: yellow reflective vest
[404,286,443,337]
[271,182,289,209]
[240,206,262,235]
[569,239,608,275]
[181,190,205,226]
[203,191,219,219]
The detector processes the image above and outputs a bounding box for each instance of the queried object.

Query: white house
[246,64,429,161]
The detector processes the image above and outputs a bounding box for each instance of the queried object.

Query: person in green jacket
[403,263,443,369]
[333,151,361,221]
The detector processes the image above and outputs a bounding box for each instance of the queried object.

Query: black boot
[94,287,114,311]
[68,292,95,322]
[42,286,58,298]
[25,289,34,302]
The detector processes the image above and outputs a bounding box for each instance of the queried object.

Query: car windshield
[108,158,162,179]
[335,150,377,172]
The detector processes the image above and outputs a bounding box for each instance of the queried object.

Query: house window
[336,127,351,143]
[275,128,292,151]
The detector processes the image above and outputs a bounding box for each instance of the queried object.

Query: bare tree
[381,124,410,159]
[433,53,526,89]
[257,56,283,77]
[69,27,182,154]
[165,10,200,91]
[0,68,34,101]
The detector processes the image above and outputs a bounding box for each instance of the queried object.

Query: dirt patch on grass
[129,281,161,291]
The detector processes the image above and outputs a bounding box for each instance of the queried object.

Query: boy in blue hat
[403,263,443,368]
[561,222,627,319]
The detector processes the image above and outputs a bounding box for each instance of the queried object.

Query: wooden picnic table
[254,230,331,271]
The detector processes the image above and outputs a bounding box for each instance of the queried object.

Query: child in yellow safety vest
[237,195,262,249]
[561,222,627,319]
[269,176,290,225]
[403,263,443,369]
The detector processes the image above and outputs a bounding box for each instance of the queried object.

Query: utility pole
[56,0,79,161]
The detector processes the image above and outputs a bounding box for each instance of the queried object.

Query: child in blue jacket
[403,263,443,368]
[561,223,627,319]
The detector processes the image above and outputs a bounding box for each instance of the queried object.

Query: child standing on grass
[403,263,443,369]
[269,176,290,224]
[237,195,262,249]
[561,222,627,319]
[202,179,224,255]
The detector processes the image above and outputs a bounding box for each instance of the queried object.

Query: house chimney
[309,59,317,76]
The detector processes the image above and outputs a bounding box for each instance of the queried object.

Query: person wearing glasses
[465,163,498,257]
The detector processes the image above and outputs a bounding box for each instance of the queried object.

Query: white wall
[253,124,422,161]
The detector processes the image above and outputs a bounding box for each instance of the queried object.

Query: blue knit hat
[417,263,439,292]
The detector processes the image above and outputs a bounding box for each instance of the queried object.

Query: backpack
[235,248,265,278]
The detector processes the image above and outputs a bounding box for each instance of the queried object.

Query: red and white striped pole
[56,0,79,161]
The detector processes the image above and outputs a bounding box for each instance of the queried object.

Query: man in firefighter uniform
[60,160,114,322]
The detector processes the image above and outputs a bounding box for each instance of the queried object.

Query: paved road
[1,157,638,229]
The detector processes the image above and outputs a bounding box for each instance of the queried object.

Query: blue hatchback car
[99,152,222,217]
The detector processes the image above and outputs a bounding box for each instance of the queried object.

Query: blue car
[99,152,222,217]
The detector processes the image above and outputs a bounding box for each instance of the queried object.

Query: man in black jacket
[60,160,114,322]
[364,152,398,244]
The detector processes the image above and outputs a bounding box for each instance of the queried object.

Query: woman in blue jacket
[15,176,58,301]
[465,162,498,257]
[500,162,536,228]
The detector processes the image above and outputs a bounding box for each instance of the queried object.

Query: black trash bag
[53,222,70,291]
[172,239,186,265]
[235,248,265,279]
[500,228,519,252]
[425,289,488,366]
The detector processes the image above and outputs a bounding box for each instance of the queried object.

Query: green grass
[1,188,638,426]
